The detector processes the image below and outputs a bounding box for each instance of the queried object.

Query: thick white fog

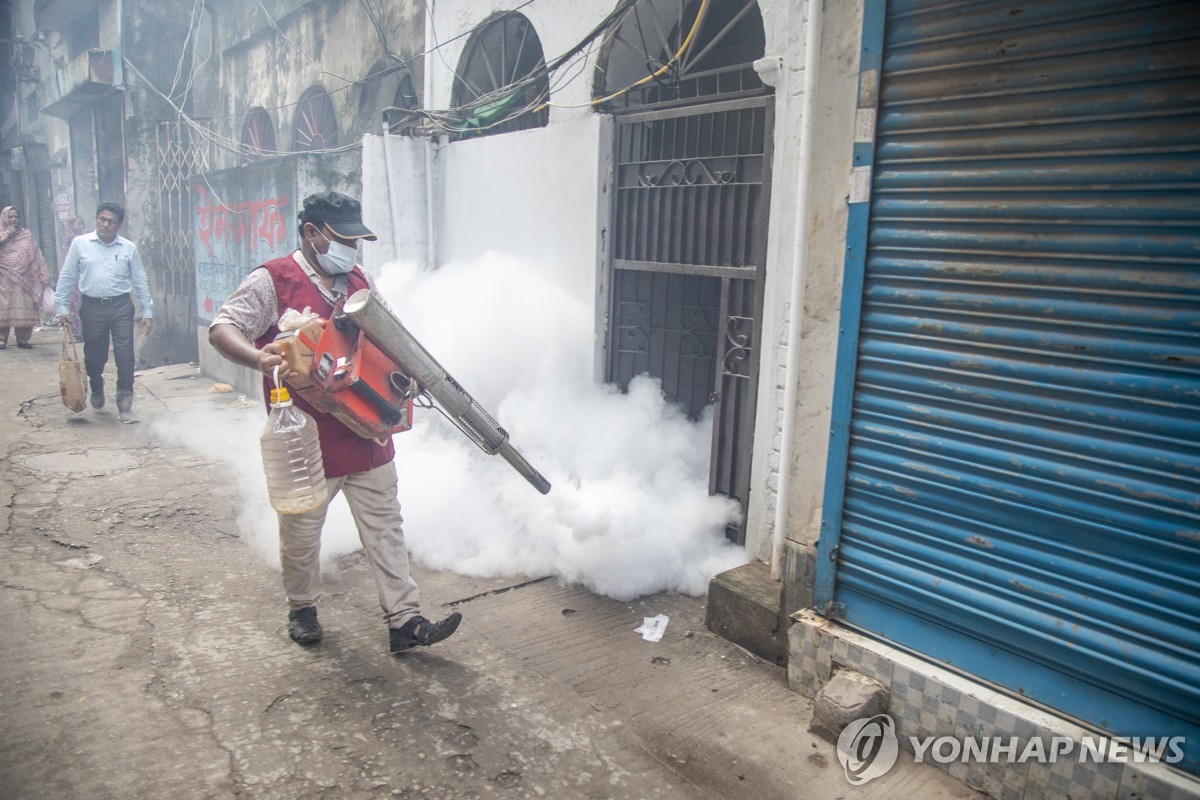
[159,253,746,601]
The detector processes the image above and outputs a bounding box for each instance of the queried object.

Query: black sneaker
[287,606,323,645]
[389,612,462,654]
[90,392,105,409]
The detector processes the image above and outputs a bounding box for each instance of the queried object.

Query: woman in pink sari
[0,206,50,349]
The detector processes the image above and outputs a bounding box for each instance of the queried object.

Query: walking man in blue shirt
[54,202,154,423]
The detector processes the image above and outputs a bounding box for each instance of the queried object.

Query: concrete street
[0,327,981,800]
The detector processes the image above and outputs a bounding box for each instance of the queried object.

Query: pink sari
[0,207,51,329]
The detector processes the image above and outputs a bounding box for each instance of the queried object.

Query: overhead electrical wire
[167,0,205,101]
[540,0,711,110]
[423,36,598,137]
[406,0,709,135]
[124,0,536,161]
[404,0,641,136]
[124,57,360,161]
[128,0,704,156]
[133,0,542,131]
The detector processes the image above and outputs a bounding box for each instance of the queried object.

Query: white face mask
[314,230,357,275]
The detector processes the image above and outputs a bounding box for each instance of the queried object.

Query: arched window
[595,0,767,111]
[450,12,549,139]
[240,108,276,159]
[293,86,339,151]
[358,58,420,136]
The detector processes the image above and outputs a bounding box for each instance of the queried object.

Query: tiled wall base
[789,610,1200,800]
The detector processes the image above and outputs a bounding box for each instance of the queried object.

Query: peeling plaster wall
[783,0,862,550]
[766,0,863,611]
[99,0,120,49]
[188,0,424,375]
[741,0,864,571]
[744,0,814,564]
[215,1,424,171]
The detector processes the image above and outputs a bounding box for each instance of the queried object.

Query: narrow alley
[0,330,978,799]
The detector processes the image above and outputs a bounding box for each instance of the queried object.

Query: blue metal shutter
[826,0,1200,771]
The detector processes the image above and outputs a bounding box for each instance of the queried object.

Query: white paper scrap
[634,614,669,643]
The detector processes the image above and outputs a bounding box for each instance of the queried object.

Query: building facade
[366,0,1200,797]
[1,0,425,370]
[5,0,1197,797]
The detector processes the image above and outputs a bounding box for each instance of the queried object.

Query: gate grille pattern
[156,120,208,360]
[613,271,720,420]
[613,104,767,269]
[608,99,771,542]
[34,171,56,271]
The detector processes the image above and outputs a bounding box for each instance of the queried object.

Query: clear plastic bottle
[260,384,328,515]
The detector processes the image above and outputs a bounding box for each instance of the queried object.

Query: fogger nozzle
[342,289,551,495]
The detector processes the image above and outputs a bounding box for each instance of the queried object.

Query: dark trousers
[79,294,135,403]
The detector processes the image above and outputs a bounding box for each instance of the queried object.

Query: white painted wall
[361,133,430,270]
[361,113,611,378]
[439,113,607,306]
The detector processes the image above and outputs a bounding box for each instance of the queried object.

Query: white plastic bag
[278,306,320,332]
[40,286,56,316]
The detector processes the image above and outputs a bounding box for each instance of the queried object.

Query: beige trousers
[277,460,420,629]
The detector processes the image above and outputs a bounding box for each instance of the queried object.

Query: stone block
[705,560,786,665]
[809,668,888,744]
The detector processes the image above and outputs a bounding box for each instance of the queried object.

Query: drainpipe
[772,0,823,580]
[380,121,403,262]
[425,136,438,269]
[423,0,438,270]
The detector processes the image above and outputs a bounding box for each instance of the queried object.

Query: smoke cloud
[159,252,746,601]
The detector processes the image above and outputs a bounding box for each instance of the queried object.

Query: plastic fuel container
[260,381,328,515]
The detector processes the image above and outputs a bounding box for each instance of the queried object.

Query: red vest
[254,254,396,478]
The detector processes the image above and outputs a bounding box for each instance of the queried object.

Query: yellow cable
[538,0,711,111]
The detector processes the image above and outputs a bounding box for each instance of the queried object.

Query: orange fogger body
[273,314,415,443]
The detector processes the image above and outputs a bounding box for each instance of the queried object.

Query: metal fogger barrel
[342,288,551,495]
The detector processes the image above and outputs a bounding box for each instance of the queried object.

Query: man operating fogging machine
[208,192,463,655]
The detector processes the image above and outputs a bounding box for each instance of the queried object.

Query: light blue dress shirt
[55,231,154,318]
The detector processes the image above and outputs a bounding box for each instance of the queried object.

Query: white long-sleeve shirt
[54,231,153,317]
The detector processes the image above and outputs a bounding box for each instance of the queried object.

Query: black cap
[299,191,377,241]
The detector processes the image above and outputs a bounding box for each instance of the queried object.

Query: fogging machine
[275,288,551,494]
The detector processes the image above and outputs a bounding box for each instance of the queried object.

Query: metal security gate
[608,97,772,542]
[156,120,207,363]
[33,170,56,270]
[818,0,1200,772]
